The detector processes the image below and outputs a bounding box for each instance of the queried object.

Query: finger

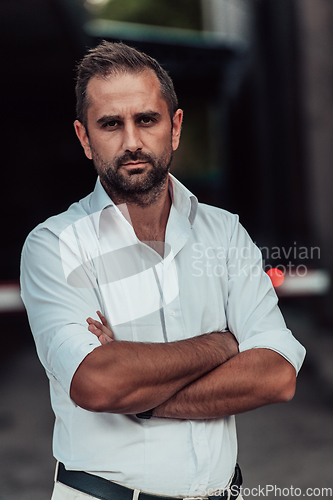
[87,318,104,329]
[103,331,114,342]
[88,322,113,345]
[86,317,104,330]
[97,311,110,328]
[88,324,102,336]
[99,334,114,345]
[87,315,114,342]
[94,320,113,338]
[87,316,105,329]
[96,312,114,338]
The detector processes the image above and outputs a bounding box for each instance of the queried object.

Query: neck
[104,178,172,248]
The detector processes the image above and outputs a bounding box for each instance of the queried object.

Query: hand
[86,311,114,345]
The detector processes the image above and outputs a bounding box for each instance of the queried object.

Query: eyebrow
[96,114,121,125]
[96,111,161,125]
[135,111,161,120]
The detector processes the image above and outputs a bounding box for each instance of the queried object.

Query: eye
[139,116,155,125]
[102,120,119,129]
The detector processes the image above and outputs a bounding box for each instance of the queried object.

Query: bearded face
[74,71,182,207]
[91,143,173,206]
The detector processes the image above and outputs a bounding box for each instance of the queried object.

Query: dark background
[0,0,318,280]
[1,0,333,497]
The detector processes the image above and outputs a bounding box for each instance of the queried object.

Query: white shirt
[20,175,305,496]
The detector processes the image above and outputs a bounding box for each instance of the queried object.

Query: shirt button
[169,310,174,316]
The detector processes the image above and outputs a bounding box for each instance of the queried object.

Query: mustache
[115,151,154,168]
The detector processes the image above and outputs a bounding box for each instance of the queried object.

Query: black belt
[57,462,242,500]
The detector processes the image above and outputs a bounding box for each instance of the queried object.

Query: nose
[122,122,143,152]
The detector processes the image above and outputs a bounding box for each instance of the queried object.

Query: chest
[134,227,166,257]
[96,235,229,342]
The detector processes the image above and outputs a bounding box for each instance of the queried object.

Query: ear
[171,109,183,151]
[74,120,92,160]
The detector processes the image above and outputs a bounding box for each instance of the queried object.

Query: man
[20,41,306,500]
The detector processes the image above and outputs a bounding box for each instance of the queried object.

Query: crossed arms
[70,313,297,419]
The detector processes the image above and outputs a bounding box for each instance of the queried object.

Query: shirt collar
[88,175,198,238]
[89,178,114,238]
[168,174,198,227]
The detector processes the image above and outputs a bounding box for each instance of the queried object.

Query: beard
[91,145,173,207]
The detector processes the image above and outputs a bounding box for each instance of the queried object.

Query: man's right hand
[87,311,114,345]
[87,311,238,360]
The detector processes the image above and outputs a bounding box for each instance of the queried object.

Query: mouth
[122,161,148,169]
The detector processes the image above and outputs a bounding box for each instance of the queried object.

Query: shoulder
[193,202,257,252]
[196,202,239,233]
[21,193,94,263]
[26,193,92,240]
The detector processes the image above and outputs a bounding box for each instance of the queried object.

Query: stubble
[92,145,173,207]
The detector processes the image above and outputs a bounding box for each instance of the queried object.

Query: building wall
[297,0,333,319]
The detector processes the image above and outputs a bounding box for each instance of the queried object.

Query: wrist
[214,331,238,362]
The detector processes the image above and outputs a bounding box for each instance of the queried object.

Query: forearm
[70,331,238,414]
[153,349,297,419]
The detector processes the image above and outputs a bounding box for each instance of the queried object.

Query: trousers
[51,480,96,499]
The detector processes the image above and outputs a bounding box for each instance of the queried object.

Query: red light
[267,268,285,287]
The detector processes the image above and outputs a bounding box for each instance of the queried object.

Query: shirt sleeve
[226,216,306,373]
[20,226,102,395]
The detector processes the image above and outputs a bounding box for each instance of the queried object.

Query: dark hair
[75,41,178,128]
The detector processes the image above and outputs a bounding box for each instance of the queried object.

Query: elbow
[280,376,296,403]
[70,375,127,413]
[70,372,109,412]
[70,353,129,413]
[274,363,297,404]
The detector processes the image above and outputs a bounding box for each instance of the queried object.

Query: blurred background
[0,0,333,498]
